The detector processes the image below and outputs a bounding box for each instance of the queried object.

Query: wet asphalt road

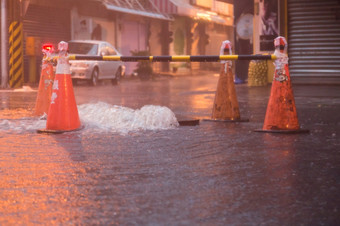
[0,74,339,225]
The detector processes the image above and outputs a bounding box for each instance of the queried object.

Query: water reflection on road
[0,133,87,224]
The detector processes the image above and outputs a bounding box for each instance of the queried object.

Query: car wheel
[90,68,99,86]
[112,68,121,85]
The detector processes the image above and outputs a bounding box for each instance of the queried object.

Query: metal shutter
[288,0,340,83]
[23,4,71,82]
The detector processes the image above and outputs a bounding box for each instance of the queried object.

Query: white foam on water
[0,102,179,134]
[0,119,46,133]
[78,102,179,134]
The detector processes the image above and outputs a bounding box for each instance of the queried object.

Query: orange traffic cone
[255,36,308,133]
[208,40,248,122]
[34,44,55,116]
[38,41,81,133]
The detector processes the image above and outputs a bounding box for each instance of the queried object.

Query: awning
[151,0,233,26]
[102,0,172,21]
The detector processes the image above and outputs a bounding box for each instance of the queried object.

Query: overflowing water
[78,102,179,133]
[0,102,179,134]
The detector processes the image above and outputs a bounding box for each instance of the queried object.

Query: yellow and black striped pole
[68,54,277,62]
[9,21,24,88]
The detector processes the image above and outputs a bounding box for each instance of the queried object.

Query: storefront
[25,0,171,79]
[287,0,340,84]
[100,1,171,75]
[23,3,71,82]
[10,0,234,83]
[152,0,234,72]
[119,18,148,75]
[253,0,340,84]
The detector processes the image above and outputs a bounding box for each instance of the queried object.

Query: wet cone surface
[212,64,241,120]
[45,73,81,132]
[39,41,81,133]
[208,40,247,122]
[262,64,300,131]
[34,62,55,116]
[257,36,308,133]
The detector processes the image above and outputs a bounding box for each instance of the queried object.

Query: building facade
[152,0,234,72]
[0,0,233,85]
[252,0,340,84]
[1,0,339,86]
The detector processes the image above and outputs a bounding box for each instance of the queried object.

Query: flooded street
[0,74,339,225]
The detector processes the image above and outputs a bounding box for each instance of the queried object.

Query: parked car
[68,40,125,86]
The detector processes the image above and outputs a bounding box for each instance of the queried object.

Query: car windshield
[68,42,98,55]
